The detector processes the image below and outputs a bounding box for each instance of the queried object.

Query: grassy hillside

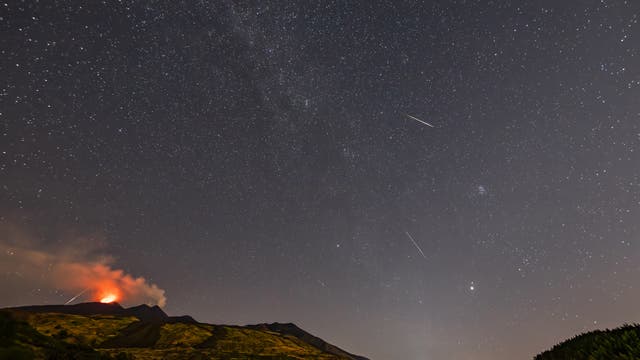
[0,306,362,360]
[0,310,113,360]
[535,324,640,360]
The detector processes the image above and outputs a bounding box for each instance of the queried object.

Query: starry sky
[1,1,640,359]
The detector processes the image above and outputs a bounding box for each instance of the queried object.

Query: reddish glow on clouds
[56,262,165,307]
[0,236,166,307]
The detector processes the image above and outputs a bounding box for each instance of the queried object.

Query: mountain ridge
[8,302,198,324]
[1,302,369,360]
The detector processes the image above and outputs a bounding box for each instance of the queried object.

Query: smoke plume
[0,226,166,307]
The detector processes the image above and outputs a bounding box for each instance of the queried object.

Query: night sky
[2,1,640,359]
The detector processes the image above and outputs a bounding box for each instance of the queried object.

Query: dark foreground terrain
[0,302,368,360]
[535,324,640,360]
[3,302,638,360]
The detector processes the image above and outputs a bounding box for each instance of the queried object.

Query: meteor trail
[64,288,89,305]
[404,113,435,128]
[404,231,427,259]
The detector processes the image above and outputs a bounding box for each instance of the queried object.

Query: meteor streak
[404,113,435,128]
[404,231,427,259]
[64,288,89,305]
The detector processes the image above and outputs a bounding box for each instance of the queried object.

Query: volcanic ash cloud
[0,236,166,307]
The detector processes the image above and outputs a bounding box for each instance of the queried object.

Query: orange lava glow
[100,294,117,303]
[95,282,121,304]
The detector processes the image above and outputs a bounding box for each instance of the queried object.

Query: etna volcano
[1,302,368,359]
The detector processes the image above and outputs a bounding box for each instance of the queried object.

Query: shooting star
[404,231,427,260]
[404,113,435,128]
[64,288,89,305]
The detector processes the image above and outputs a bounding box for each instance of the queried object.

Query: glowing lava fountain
[100,294,117,303]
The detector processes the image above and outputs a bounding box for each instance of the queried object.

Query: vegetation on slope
[0,310,118,360]
[29,313,138,347]
[0,306,363,360]
[535,324,640,360]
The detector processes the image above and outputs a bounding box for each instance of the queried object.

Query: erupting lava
[99,294,118,303]
[96,283,121,304]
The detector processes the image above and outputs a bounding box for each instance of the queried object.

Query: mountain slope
[247,323,367,360]
[535,324,640,360]
[1,303,368,360]
[0,310,111,360]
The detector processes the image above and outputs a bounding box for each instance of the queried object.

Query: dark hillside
[535,324,640,360]
[1,303,369,360]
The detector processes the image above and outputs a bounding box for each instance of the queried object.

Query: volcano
[0,302,368,359]
[8,302,186,323]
